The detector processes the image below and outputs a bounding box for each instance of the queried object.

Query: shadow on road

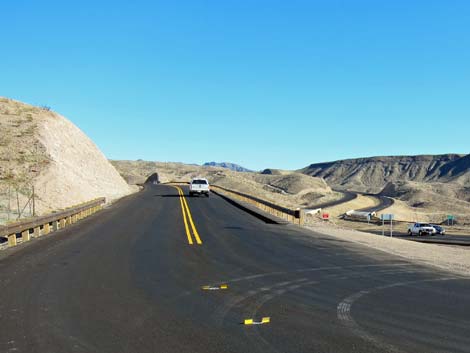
[155,194,182,198]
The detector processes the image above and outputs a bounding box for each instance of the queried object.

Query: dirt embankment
[0,97,134,224]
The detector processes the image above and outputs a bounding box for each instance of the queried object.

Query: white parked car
[189,178,210,197]
[407,223,436,236]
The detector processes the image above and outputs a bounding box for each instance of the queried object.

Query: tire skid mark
[337,277,461,353]
[212,278,308,326]
[213,262,413,286]
[244,279,319,353]
[211,263,422,327]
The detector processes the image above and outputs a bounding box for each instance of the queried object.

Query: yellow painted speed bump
[244,317,271,325]
[201,284,229,291]
[261,317,271,324]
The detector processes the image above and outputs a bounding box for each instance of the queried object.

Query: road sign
[447,215,455,226]
[381,214,394,221]
[380,214,394,237]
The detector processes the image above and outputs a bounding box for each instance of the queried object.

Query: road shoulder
[304,222,470,277]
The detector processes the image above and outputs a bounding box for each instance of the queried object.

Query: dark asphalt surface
[358,193,395,213]
[0,184,469,353]
[374,230,470,246]
[309,190,358,209]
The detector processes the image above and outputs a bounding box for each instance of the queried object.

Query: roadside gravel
[305,222,470,277]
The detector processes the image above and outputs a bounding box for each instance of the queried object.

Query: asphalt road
[0,184,469,353]
[377,230,470,246]
[358,193,395,213]
[309,190,358,209]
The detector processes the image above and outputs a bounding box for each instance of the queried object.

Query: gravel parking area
[305,222,470,277]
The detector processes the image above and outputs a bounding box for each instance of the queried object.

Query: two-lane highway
[0,184,469,353]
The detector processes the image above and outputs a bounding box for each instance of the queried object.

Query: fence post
[299,209,305,225]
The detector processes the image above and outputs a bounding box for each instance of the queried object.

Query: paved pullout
[0,185,469,353]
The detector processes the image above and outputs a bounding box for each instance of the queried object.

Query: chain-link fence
[0,184,36,225]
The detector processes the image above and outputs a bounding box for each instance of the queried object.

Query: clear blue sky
[1,0,469,170]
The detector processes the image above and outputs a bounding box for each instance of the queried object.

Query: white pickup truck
[407,223,436,236]
[189,178,210,197]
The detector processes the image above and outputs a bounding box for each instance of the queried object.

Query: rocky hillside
[203,161,252,172]
[301,154,470,193]
[0,97,134,223]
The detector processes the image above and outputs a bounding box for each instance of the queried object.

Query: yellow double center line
[173,186,202,245]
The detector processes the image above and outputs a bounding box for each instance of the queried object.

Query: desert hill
[203,161,252,172]
[111,160,341,209]
[301,154,470,223]
[301,154,470,193]
[0,97,134,223]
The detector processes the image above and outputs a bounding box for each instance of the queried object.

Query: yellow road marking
[261,317,271,324]
[178,188,193,245]
[201,284,228,290]
[243,317,271,325]
[172,185,202,245]
[178,187,203,245]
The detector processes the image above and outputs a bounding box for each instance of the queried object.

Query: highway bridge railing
[0,197,106,248]
[210,185,305,225]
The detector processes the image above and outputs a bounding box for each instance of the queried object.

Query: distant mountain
[300,154,470,193]
[203,162,252,172]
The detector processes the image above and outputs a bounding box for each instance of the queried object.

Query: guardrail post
[43,223,51,235]
[52,220,59,232]
[34,226,41,237]
[60,218,66,229]
[8,234,17,247]
[66,216,72,225]
[22,230,30,242]
[299,209,305,225]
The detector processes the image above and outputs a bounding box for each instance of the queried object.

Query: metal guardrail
[211,185,305,225]
[0,197,106,248]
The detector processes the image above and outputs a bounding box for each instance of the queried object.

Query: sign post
[381,214,395,237]
[447,215,455,226]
